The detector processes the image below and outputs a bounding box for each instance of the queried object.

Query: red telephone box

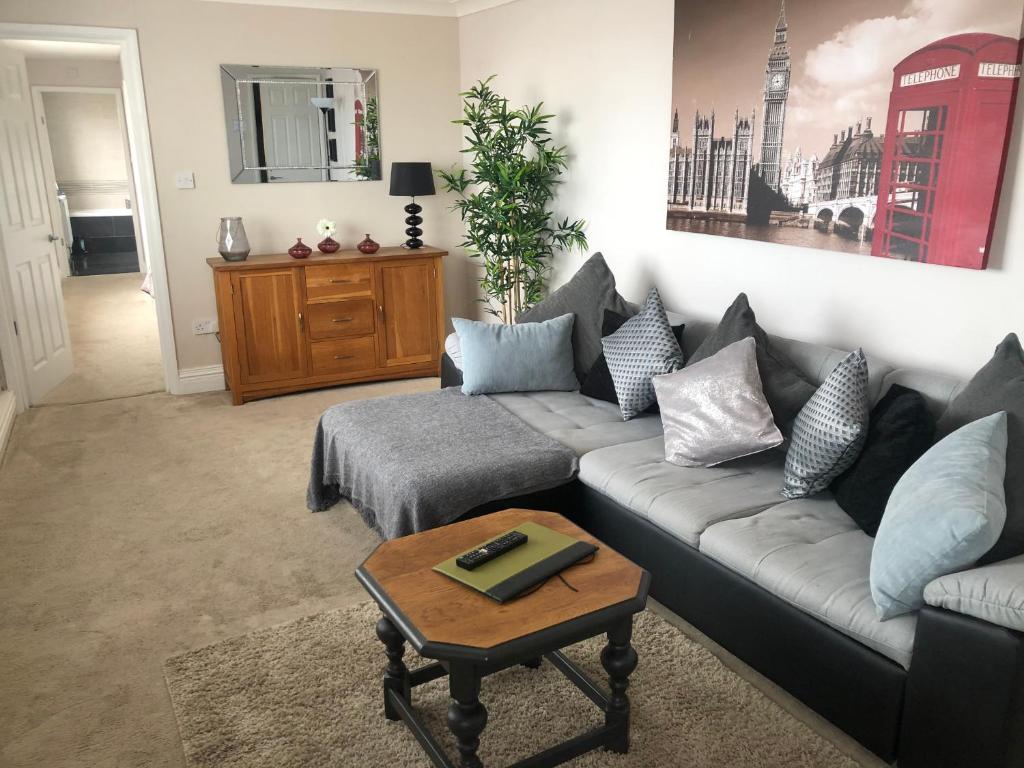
[873,33,1022,269]
[354,99,365,160]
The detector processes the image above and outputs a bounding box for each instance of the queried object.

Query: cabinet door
[231,268,308,384]
[376,259,439,368]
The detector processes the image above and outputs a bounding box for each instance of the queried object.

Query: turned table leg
[447,663,488,768]
[601,618,639,754]
[376,615,410,721]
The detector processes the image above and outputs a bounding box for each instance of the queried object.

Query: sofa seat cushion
[578,437,786,547]
[488,391,663,455]
[700,497,917,668]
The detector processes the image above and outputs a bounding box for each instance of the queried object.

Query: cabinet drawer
[307,299,375,340]
[310,336,377,375]
[305,263,372,301]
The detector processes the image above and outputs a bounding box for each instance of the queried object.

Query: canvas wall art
[667,0,1024,269]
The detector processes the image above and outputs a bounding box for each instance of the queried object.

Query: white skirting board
[0,390,16,462]
[174,365,225,395]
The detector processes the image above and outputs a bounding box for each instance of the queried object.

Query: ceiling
[2,40,121,60]
[198,0,517,17]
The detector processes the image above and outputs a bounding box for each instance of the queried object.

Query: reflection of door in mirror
[221,65,381,184]
[260,81,323,182]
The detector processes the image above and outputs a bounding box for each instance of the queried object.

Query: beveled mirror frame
[221,64,381,184]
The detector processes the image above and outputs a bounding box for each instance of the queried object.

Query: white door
[0,44,73,402]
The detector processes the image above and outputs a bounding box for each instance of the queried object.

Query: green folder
[433,521,598,603]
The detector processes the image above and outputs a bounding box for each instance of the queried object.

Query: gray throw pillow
[602,288,684,420]
[871,412,1008,619]
[688,293,816,434]
[452,314,578,395]
[653,337,783,467]
[937,334,1024,565]
[783,349,870,498]
[517,252,633,380]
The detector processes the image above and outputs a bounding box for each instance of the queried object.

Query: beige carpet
[165,602,860,768]
[40,273,164,405]
[0,379,883,768]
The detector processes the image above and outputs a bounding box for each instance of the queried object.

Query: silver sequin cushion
[653,337,783,467]
[602,287,684,420]
[783,348,870,498]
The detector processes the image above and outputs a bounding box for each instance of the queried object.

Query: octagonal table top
[356,509,649,662]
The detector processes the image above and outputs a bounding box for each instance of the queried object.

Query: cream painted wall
[1,0,470,371]
[25,56,121,88]
[41,91,130,211]
[459,0,1024,379]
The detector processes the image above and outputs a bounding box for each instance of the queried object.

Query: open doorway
[0,27,177,411]
[24,53,162,404]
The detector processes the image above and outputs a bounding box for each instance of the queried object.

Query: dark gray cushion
[937,333,1024,564]
[688,293,816,434]
[517,252,633,379]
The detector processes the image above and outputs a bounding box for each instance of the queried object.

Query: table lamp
[389,162,435,249]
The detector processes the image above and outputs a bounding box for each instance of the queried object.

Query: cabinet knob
[334,354,354,361]
[330,278,353,284]
[331,317,353,323]
[298,312,304,330]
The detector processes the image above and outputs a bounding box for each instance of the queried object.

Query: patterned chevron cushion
[602,287,684,420]
[783,349,870,498]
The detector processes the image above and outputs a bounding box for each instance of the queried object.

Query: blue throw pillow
[870,411,1008,620]
[452,314,579,395]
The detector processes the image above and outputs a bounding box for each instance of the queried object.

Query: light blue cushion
[452,314,579,395]
[870,411,1008,619]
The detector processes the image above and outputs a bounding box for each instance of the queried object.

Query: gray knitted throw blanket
[307,388,579,539]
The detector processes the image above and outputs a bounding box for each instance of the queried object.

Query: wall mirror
[220,64,380,184]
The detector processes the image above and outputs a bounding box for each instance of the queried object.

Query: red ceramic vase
[317,236,340,254]
[357,234,380,254]
[288,237,312,259]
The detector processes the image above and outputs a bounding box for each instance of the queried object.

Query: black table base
[374,615,638,768]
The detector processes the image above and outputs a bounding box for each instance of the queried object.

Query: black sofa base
[900,606,1024,768]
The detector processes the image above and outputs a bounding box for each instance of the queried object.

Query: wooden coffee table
[355,508,651,768]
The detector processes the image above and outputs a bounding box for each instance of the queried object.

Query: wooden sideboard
[207,246,445,404]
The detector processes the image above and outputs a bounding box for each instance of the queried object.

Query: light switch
[175,171,195,190]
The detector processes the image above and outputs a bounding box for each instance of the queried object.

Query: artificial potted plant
[439,77,588,323]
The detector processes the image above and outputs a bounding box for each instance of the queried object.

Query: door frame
[30,84,147,276]
[0,23,177,411]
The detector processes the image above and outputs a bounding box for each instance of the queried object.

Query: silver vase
[216,217,250,261]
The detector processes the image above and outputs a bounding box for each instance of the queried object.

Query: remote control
[456,531,528,570]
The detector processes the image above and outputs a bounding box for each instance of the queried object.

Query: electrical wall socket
[192,318,218,335]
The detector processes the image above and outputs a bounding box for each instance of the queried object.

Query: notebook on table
[433,521,598,603]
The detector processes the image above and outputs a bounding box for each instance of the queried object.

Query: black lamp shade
[389,162,436,197]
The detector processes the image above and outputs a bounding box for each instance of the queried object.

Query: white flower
[316,218,336,237]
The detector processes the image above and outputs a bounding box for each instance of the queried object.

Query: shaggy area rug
[164,601,861,767]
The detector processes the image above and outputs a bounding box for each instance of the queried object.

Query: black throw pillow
[687,293,816,435]
[580,309,685,408]
[936,333,1024,564]
[830,384,935,537]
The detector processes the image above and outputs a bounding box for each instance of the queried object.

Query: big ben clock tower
[760,1,791,192]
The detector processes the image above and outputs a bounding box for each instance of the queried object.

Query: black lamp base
[403,200,424,249]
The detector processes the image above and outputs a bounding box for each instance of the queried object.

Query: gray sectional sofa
[441,311,1024,768]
